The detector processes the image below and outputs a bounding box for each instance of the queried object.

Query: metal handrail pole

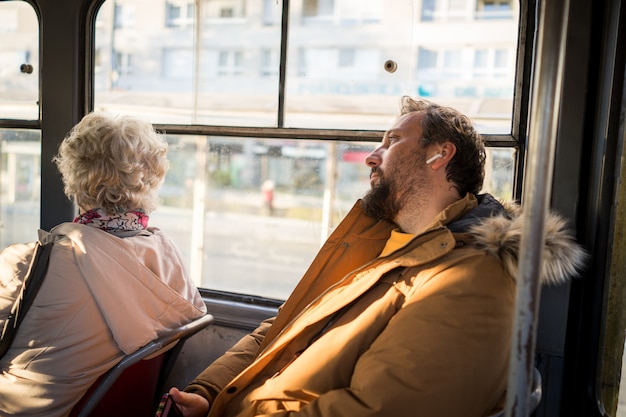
[505,0,570,415]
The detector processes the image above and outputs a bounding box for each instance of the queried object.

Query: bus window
[151,134,514,298]
[93,0,282,126]
[0,0,38,120]
[0,1,40,247]
[93,0,520,297]
[285,0,519,132]
[94,0,519,132]
[0,129,41,247]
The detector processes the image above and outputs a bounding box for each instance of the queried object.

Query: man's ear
[429,142,456,169]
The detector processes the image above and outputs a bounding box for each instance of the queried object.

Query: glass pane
[285,0,519,132]
[151,135,374,297]
[94,0,519,134]
[152,134,514,298]
[0,128,41,247]
[0,1,39,120]
[484,147,515,198]
[94,0,281,126]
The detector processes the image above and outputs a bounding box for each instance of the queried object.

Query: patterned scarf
[73,208,149,232]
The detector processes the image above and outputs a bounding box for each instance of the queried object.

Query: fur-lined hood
[452,194,587,286]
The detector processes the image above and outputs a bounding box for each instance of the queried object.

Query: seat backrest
[69,313,214,417]
[487,367,542,417]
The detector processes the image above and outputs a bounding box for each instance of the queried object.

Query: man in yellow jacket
[168,97,587,417]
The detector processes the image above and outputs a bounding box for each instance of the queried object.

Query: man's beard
[361,170,401,221]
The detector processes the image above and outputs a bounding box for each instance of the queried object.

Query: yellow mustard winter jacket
[186,193,585,417]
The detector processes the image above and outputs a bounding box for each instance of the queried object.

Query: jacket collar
[464,197,587,286]
[385,192,586,286]
[418,193,507,234]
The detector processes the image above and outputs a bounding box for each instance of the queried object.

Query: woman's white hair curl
[53,112,169,214]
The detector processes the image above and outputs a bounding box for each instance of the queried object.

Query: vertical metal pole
[277,0,290,127]
[320,142,337,244]
[190,137,207,288]
[189,1,206,287]
[505,0,570,415]
[193,0,202,123]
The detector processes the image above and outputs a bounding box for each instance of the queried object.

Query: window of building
[114,3,136,28]
[336,0,383,23]
[203,0,246,21]
[448,0,471,20]
[261,49,279,77]
[302,0,383,24]
[114,52,134,75]
[421,0,436,22]
[417,47,438,69]
[217,50,243,76]
[303,0,334,18]
[474,49,489,68]
[417,45,516,99]
[476,0,514,19]
[338,49,355,68]
[443,49,463,69]
[262,0,281,25]
[471,48,513,84]
[421,0,473,22]
[494,48,509,68]
[166,1,194,27]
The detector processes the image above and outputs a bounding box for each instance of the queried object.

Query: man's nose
[365,148,383,167]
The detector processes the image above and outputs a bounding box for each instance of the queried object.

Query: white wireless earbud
[425,153,443,164]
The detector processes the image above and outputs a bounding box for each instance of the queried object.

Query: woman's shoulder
[0,240,40,296]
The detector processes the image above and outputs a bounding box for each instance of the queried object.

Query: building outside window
[166,1,194,27]
[114,3,136,28]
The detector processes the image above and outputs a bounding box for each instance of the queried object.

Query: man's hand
[168,387,210,417]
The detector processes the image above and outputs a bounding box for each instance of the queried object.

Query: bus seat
[488,367,542,417]
[69,313,214,417]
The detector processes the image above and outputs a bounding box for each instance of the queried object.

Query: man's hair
[400,96,486,195]
[53,112,169,214]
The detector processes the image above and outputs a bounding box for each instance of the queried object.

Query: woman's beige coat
[186,194,586,417]
[0,223,207,417]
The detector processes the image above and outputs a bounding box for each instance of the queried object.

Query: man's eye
[388,136,397,144]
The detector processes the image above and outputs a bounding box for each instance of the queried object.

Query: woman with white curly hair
[0,112,207,417]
